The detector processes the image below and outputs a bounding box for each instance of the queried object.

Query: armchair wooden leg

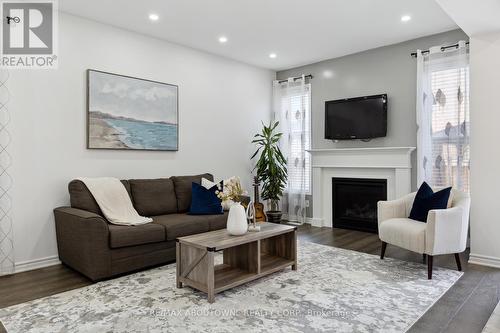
[380,242,387,259]
[454,253,462,271]
[423,253,427,264]
[427,255,433,280]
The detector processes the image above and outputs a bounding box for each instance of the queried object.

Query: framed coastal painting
[87,69,178,151]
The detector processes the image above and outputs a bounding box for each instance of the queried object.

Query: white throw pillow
[201,178,219,190]
[202,176,241,210]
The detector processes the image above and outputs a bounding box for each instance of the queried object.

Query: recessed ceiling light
[218,36,228,44]
[269,53,277,59]
[401,15,411,22]
[149,13,159,21]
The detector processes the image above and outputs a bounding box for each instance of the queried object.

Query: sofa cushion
[379,218,427,254]
[208,212,229,231]
[129,178,177,216]
[110,241,175,261]
[152,214,211,241]
[171,173,213,213]
[108,223,166,249]
[69,179,131,215]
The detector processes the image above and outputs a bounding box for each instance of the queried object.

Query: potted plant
[251,121,287,223]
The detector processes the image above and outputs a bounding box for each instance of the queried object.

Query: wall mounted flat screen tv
[325,94,387,140]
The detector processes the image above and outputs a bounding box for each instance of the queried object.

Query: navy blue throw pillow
[409,182,451,222]
[189,182,223,215]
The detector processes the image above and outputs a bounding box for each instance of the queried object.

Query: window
[430,65,470,192]
[280,84,311,194]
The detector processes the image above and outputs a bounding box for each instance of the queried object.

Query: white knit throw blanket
[78,177,152,226]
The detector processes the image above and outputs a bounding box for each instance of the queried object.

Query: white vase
[227,202,248,236]
[221,199,235,211]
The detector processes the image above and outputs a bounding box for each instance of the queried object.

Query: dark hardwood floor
[1,225,498,333]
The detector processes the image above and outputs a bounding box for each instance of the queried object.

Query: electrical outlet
[305,200,310,207]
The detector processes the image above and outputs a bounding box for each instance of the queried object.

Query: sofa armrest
[55,206,105,220]
[239,195,251,205]
[425,206,466,255]
[54,207,111,281]
[377,198,407,226]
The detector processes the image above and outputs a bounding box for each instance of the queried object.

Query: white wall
[9,13,274,269]
[469,31,500,267]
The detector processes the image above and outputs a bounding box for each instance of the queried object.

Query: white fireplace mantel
[306,147,416,228]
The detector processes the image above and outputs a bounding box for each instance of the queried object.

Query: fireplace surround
[307,147,415,228]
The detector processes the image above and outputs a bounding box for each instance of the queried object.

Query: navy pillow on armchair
[189,182,223,215]
[409,181,451,222]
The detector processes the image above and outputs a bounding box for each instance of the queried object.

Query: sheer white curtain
[416,41,470,192]
[273,75,311,224]
[0,69,13,276]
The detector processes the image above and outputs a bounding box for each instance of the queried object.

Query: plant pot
[266,210,282,224]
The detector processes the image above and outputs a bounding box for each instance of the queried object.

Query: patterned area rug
[0,242,462,333]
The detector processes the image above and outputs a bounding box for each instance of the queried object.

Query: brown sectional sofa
[53,173,233,281]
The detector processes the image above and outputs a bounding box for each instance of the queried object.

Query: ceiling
[60,0,458,71]
[436,0,500,36]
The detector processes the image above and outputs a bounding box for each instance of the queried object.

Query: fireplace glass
[332,178,387,233]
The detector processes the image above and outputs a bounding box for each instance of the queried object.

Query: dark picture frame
[86,69,179,151]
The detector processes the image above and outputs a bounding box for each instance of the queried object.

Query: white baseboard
[15,255,61,273]
[283,214,311,226]
[468,253,500,268]
[283,216,324,227]
[305,217,324,228]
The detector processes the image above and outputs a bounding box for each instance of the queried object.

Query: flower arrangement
[215,176,247,209]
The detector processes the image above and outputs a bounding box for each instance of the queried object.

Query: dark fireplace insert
[332,177,387,233]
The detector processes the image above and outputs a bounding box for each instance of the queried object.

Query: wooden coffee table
[176,222,297,303]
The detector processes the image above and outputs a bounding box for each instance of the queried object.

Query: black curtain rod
[411,42,469,58]
[277,74,313,84]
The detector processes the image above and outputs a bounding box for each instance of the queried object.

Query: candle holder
[246,200,261,232]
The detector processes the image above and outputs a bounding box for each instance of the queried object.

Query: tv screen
[325,94,387,140]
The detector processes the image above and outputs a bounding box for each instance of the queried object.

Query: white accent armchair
[377,189,470,279]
